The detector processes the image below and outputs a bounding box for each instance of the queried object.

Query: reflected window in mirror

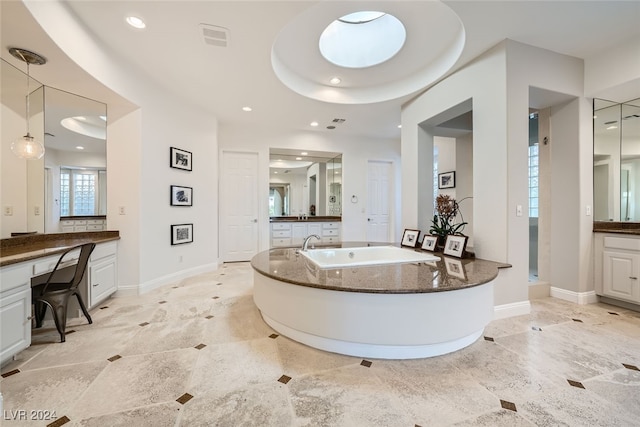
[60,168,106,216]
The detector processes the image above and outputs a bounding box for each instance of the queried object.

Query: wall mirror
[594,98,640,222]
[0,58,107,237]
[269,148,342,217]
[43,86,107,232]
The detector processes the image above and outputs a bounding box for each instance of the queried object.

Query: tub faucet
[302,234,321,251]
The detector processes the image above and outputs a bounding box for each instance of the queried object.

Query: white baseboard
[550,287,598,305]
[115,262,219,297]
[493,300,531,320]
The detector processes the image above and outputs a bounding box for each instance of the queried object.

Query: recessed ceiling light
[274,171,278,174]
[99,115,107,121]
[310,121,319,127]
[329,77,341,85]
[397,124,402,129]
[301,152,308,155]
[606,125,618,130]
[242,106,252,112]
[76,146,85,150]
[126,16,146,29]
[296,157,302,160]
[76,116,87,121]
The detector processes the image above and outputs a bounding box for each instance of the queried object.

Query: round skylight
[319,11,406,69]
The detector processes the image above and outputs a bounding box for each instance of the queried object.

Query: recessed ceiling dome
[271,1,465,104]
[319,11,406,69]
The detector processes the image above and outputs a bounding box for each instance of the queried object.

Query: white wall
[0,104,28,237]
[585,36,640,102]
[403,40,592,313]
[219,124,401,250]
[27,1,220,294]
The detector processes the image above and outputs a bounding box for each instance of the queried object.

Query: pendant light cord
[15,48,32,137]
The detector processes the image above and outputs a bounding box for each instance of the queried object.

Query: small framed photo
[170,185,193,206]
[443,234,467,258]
[170,147,192,171]
[438,171,455,189]
[171,223,193,245]
[401,229,421,247]
[421,235,439,252]
[445,258,466,279]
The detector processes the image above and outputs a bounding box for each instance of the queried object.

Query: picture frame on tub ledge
[443,234,467,258]
[401,229,421,248]
[171,223,193,245]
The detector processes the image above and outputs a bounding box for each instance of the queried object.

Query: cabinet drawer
[74,226,88,232]
[271,223,291,231]
[324,236,340,244]
[272,238,292,247]
[91,241,117,261]
[74,220,87,225]
[87,224,104,231]
[61,220,75,226]
[33,251,80,276]
[87,219,104,225]
[273,230,291,238]
[322,222,340,229]
[322,229,339,237]
[604,236,640,251]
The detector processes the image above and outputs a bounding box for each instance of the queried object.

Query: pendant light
[8,47,47,160]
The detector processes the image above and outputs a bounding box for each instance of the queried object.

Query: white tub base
[253,271,494,359]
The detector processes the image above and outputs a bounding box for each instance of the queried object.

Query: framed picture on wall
[401,229,421,247]
[170,185,193,206]
[170,147,192,171]
[438,171,455,189]
[171,223,193,245]
[443,234,467,258]
[421,235,438,252]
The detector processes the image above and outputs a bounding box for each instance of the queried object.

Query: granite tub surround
[250,242,509,293]
[1,263,639,426]
[0,231,120,266]
[593,221,640,235]
[251,243,511,359]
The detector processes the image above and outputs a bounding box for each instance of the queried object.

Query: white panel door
[221,151,259,262]
[366,161,392,243]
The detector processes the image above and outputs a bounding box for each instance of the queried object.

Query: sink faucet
[302,234,321,251]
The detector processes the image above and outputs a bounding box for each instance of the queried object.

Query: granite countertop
[593,221,640,235]
[270,216,342,223]
[0,231,120,267]
[250,242,510,294]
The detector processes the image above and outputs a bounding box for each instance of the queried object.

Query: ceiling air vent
[332,118,346,124]
[199,24,229,48]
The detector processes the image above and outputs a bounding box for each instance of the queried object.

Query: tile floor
[1,262,640,426]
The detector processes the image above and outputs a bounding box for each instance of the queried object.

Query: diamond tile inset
[107,355,122,362]
[484,336,495,342]
[100,306,109,310]
[567,379,585,389]
[532,326,542,331]
[47,415,70,427]
[608,312,619,316]
[572,318,583,323]
[176,393,194,405]
[278,375,292,384]
[500,399,517,412]
[139,322,150,327]
[205,315,214,319]
[361,360,372,368]
[269,333,279,339]
[158,301,167,304]
[194,344,206,350]
[623,363,640,371]
[211,296,220,300]
[1,369,20,378]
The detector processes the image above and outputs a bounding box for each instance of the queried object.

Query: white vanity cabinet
[61,218,105,232]
[270,221,341,247]
[0,239,118,365]
[0,264,32,365]
[88,241,118,307]
[595,234,640,305]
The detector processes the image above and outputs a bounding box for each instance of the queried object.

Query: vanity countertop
[593,221,640,235]
[270,216,341,223]
[0,231,120,267]
[250,242,510,294]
